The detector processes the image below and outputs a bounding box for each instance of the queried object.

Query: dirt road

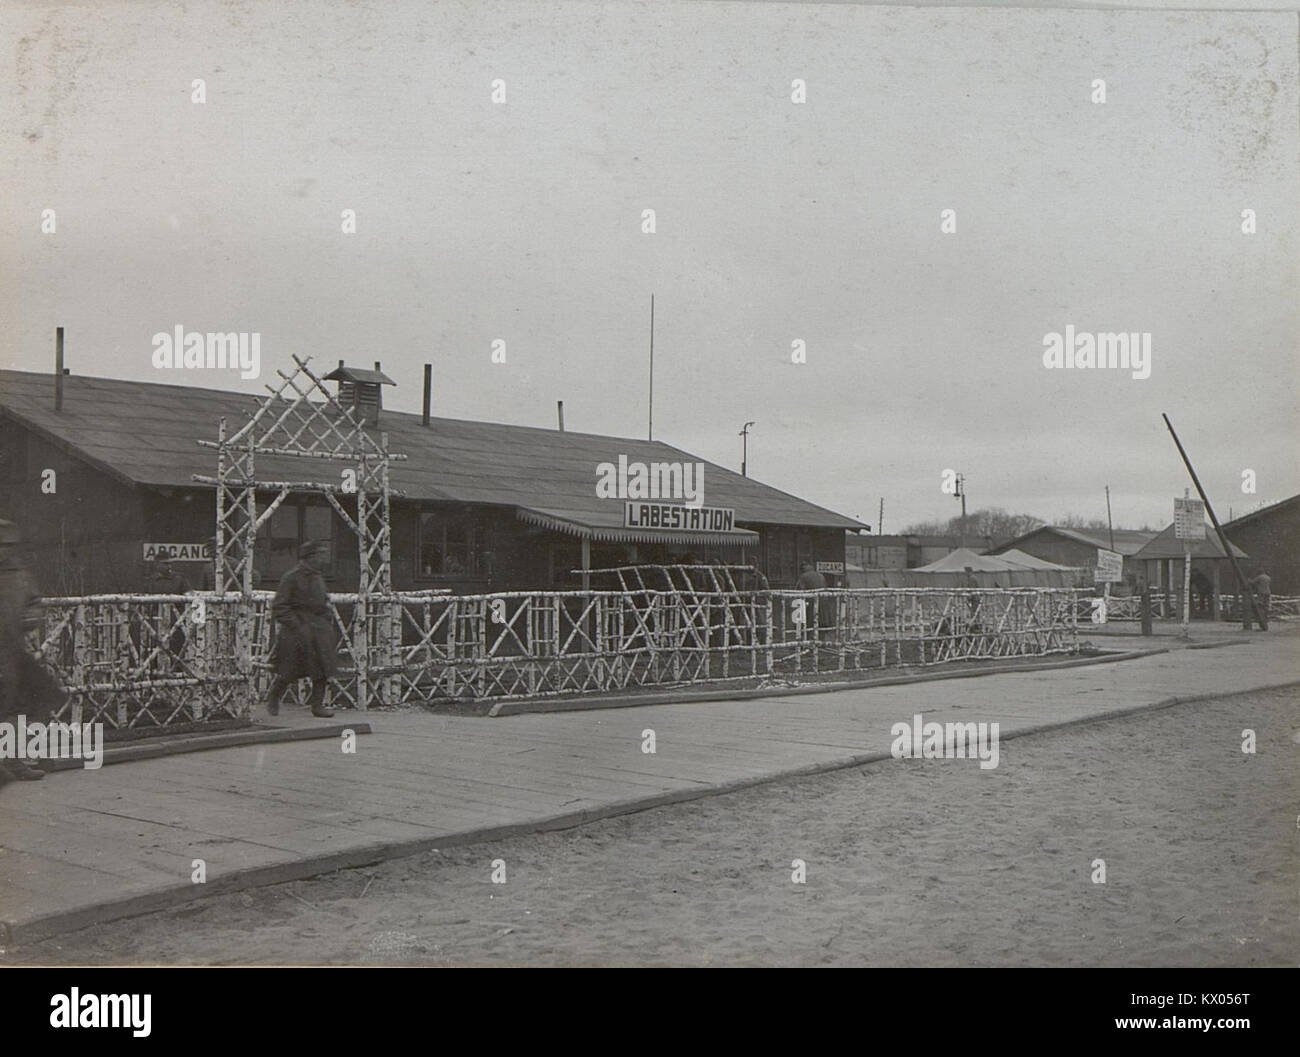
[8,686,1297,966]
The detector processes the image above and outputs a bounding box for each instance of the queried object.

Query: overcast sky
[3,0,1297,531]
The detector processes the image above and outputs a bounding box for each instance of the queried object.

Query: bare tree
[902,507,1045,541]
[1056,513,1115,532]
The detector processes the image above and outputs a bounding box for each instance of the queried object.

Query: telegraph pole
[1102,484,1117,609]
[1105,485,1115,552]
[955,473,967,547]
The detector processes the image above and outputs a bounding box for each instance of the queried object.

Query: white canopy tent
[848,547,1084,588]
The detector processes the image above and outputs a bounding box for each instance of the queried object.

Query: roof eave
[0,404,142,491]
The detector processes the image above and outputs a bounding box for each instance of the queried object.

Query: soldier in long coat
[0,520,62,782]
[266,540,337,718]
[1247,569,1271,631]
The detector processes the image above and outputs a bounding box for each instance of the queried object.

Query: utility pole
[878,497,884,536]
[1103,484,1116,610]
[739,421,754,477]
[955,473,967,547]
[1105,485,1114,551]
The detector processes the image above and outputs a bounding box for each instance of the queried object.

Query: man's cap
[299,540,327,559]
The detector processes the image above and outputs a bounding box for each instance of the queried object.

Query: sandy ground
[7,686,1298,967]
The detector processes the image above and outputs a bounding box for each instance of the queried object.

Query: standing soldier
[266,540,337,718]
[796,560,828,638]
[150,557,192,670]
[746,557,771,649]
[0,520,61,783]
[1247,567,1271,631]
[151,557,192,595]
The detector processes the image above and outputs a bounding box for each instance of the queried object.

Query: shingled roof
[1132,523,1247,560]
[992,525,1157,557]
[0,370,864,535]
[1223,494,1300,531]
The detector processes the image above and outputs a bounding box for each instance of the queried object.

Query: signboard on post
[816,561,844,575]
[1173,497,1206,540]
[1094,548,1123,583]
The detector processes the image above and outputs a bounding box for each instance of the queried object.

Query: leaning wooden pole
[1161,413,1259,629]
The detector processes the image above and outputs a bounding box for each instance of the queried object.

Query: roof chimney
[323,360,396,427]
[422,363,432,426]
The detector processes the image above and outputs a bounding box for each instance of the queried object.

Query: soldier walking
[265,540,337,718]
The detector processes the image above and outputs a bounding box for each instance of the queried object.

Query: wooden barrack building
[0,368,863,596]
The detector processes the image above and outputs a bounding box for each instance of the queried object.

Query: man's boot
[309,681,334,719]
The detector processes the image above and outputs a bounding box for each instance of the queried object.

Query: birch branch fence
[29,586,1086,731]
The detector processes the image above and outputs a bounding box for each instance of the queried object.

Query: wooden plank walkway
[1,631,1296,943]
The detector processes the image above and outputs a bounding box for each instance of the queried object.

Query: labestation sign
[623,503,737,532]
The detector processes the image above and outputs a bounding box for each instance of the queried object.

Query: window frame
[416,509,482,580]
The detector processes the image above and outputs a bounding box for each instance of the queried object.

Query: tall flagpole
[648,294,654,441]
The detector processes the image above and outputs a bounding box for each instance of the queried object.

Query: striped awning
[516,507,759,548]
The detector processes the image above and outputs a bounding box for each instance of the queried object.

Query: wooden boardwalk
[1,630,1296,944]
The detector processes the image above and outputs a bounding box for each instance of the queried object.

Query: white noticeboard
[816,562,844,575]
[1094,548,1123,583]
[1173,497,1206,540]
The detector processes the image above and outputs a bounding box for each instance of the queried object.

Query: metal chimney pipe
[557,400,565,431]
[422,363,432,426]
[374,361,381,372]
[55,326,64,411]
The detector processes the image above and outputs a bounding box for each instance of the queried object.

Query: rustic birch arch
[193,353,406,599]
